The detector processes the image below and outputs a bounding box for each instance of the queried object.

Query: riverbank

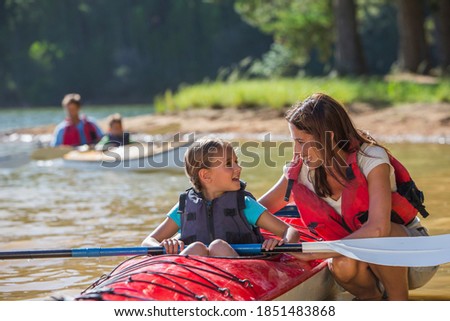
[9,102,450,144]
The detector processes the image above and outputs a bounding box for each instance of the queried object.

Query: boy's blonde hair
[184,137,233,192]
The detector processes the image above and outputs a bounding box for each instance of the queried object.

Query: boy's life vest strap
[237,180,252,210]
[178,192,187,214]
[237,189,247,210]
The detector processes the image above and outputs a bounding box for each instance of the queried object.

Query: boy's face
[110,122,123,136]
[204,147,242,193]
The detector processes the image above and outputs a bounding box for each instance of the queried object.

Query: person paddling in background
[142,137,300,256]
[258,93,438,301]
[95,113,131,150]
[51,93,103,147]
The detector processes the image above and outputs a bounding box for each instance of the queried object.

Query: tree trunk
[332,0,366,75]
[396,0,430,74]
[437,0,450,74]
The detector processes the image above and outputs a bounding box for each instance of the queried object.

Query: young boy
[95,113,131,150]
[142,137,300,257]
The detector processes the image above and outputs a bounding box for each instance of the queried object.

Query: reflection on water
[0,142,449,300]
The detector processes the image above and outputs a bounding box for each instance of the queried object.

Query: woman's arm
[258,174,290,214]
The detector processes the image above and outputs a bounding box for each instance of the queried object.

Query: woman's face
[288,123,324,168]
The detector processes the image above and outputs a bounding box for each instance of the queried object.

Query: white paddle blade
[302,234,450,267]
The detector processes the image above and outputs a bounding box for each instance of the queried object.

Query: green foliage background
[0,0,272,106]
[1,0,447,108]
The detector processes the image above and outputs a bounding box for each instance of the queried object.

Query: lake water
[0,107,449,301]
[0,105,153,133]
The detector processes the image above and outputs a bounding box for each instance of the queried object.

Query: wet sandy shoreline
[6,102,450,144]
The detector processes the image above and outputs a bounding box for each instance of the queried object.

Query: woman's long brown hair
[286,93,384,198]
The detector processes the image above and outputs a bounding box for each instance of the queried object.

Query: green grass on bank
[154,77,450,112]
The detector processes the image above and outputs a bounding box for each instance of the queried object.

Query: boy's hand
[160,238,185,254]
[261,238,284,251]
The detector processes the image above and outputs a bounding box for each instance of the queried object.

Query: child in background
[95,113,131,150]
[142,137,300,256]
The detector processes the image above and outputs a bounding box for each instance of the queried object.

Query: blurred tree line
[1,0,448,108]
[234,0,450,77]
[0,0,272,107]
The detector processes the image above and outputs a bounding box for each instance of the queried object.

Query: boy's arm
[255,210,300,243]
[141,217,179,246]
[95,135,110,150]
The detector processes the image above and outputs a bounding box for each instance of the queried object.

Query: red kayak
[76,206,336,301]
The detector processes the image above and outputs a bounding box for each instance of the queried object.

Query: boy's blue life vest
[177,182,264,245]
[105,132,130,148]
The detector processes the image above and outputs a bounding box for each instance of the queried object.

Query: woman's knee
[390,222,409,237]
[329,256,360,283]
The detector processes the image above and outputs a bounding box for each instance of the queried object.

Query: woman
[259,93,437,300]
[51,93,103,147]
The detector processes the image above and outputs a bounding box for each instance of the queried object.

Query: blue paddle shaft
[0,244,303,260]
[0,247,165,259]
[231,243,304,255]
[72,247,157,257]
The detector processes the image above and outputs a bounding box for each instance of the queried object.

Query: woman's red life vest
[62,117,100,146]
[285,151,429,241]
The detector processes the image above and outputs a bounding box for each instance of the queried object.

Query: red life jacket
[62,117,100,146]
[285,151,429,241]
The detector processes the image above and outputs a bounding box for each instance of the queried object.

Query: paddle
[30,146,74,160]
[1,234,449,267]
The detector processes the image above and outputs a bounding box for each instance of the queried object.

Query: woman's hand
[160,238,184,254]
[261,238,284,251]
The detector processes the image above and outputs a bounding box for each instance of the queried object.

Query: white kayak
[62,140,193,171]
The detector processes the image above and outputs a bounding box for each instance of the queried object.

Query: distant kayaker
[142,137,300,256]
[51,93,103,147]
[258,93,438,301]
[95,113,131,150]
